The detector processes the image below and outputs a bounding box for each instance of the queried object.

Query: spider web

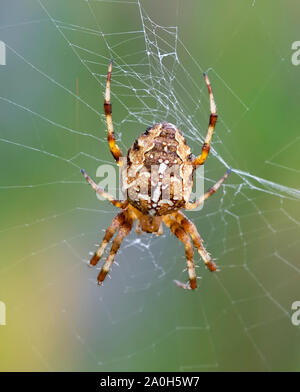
[0,0,299,372]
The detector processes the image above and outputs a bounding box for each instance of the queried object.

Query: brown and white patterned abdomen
[122,122,195,216]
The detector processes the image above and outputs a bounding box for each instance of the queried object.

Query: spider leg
[104,60,123,166]
[97,221,133,285]
[89,212,125,266]
[185,168,231,210]
[163,215,197,290]
[173,210,217,272]
[193,73,218,167]
[81,168,128,209]
[156,222,163,236]
[135,220,142,235]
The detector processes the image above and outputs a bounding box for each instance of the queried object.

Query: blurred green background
[0,0,299,371]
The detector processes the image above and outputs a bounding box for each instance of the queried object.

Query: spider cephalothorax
[81,60,230,290]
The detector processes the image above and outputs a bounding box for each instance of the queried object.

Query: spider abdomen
[123,122,195,216]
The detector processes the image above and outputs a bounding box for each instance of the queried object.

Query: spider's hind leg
[81,169,128,209]
[104,60,123,166]
[185,169,231,210]
[193,72,218,167]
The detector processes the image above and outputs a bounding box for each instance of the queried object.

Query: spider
[81,60,230,290]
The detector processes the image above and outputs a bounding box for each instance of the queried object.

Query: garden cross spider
[81,60,231,290]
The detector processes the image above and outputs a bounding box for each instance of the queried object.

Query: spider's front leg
[89,211,125,267]
[97,221,133,284]
[89,211,134,285]
[163,215,197,290]
[173,211,217,272]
